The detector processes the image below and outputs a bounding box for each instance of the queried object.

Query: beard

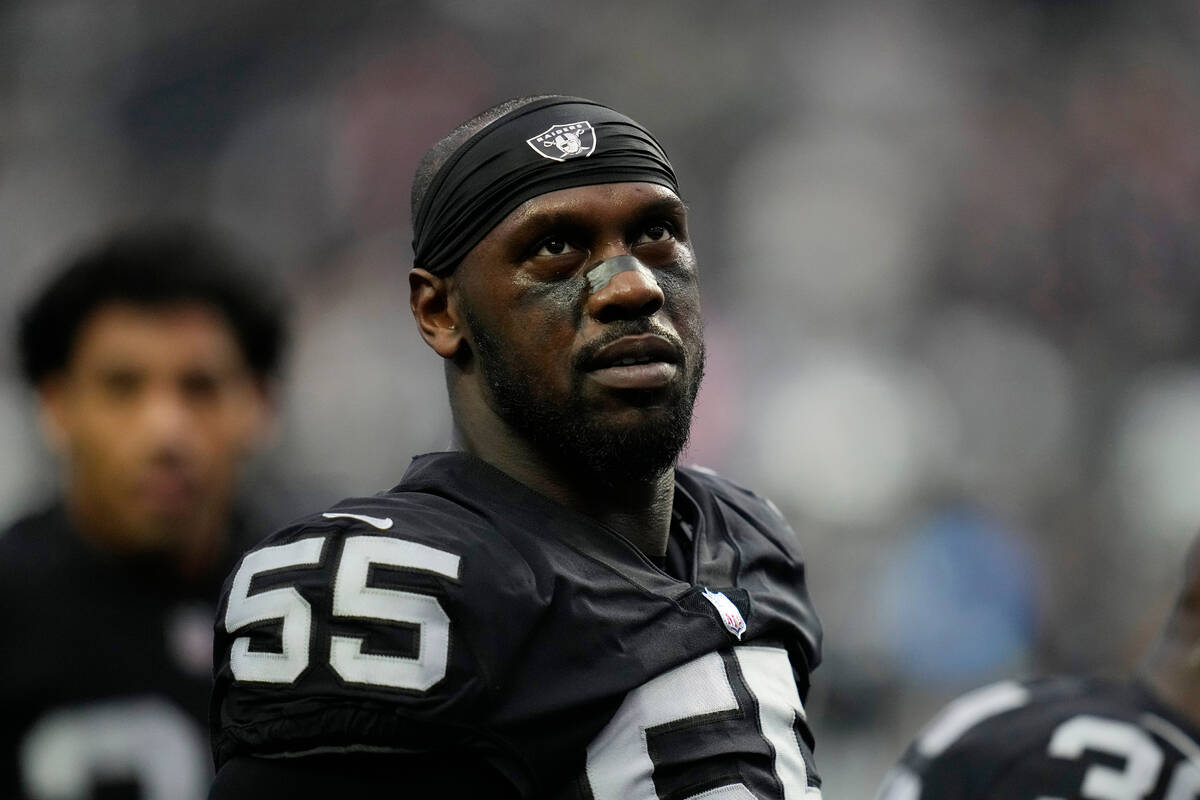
[464,307,705,487]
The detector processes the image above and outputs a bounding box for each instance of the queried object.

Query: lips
[584,334,681,390]
[137,470,200,513]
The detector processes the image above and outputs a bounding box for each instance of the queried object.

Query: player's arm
[210,507,540,791]
[209,752,521,798]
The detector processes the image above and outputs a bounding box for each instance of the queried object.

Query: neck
[450,411,676,558]
[1138,617,1200,730]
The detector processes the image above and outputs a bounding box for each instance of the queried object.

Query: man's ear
[409,268,465,359]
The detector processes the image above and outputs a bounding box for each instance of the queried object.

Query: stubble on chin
[465,307,705,483]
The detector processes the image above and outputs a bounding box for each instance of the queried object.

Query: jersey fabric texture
[0,504,248,800]
[211,451,824,799]
[878,675,1200,800]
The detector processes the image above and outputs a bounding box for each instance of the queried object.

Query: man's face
[454,181,705,481]
[40,303,268,550]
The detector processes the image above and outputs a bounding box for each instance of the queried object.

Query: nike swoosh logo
[321,512,394,530]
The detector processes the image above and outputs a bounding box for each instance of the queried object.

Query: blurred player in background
[0,224,287,800]
[209,95,824,798]
[876,533,1200,799]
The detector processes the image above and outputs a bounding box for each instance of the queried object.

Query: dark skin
[213,182,701,795]
[409,181,703,557]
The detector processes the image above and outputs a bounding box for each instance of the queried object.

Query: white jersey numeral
[330,536,460,690]
[20,698,209,800]
[1044,715,1200,800]
[585,647,819,800]
[224,534,459,690]
[226,538,326,683]
[737,646,818,798]
[1164,759,1200,800]
[1046,715,1163,800]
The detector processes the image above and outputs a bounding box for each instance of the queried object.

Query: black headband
[412,96,680,276]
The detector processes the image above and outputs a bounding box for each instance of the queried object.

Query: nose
[585,258,665,323]
[141,388,192,448]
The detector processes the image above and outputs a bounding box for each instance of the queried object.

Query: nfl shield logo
[702,588,747,640]
[525,121,597,162]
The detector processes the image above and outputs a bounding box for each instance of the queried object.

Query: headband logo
[525,121,596,162]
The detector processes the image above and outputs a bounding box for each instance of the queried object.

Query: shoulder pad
[211,491,542,765]
[680,464,789,518]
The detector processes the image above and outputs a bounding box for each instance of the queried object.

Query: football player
[0,225,285,800]
[209,95,825,798]
[876,533,1200,799]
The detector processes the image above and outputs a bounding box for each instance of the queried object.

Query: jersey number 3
[223,535,460,690]
[1045,716,1200,800]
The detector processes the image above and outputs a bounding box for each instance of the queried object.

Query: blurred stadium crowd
[2,0,1200,795]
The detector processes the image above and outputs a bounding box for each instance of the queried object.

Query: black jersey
[0,504,246,800]
[877,676,1200,800]
[212,451,824,799]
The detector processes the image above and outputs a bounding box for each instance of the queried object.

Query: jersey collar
[399,451,704,598]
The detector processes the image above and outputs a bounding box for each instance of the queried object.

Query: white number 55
[223,535,460,690]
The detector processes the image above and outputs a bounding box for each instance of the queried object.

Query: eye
[635,223,675,245]
[534,237,579,257]
[180,371,221,403]
[99,369,142,401]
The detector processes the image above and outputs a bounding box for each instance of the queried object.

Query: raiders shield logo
[525,121,597,162]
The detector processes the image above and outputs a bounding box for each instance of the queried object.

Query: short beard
[464,306,705,488]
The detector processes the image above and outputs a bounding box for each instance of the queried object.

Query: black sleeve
[211,507,542,770]
[209,752,521,799]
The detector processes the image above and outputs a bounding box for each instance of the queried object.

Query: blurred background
[3,0,1200,794]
